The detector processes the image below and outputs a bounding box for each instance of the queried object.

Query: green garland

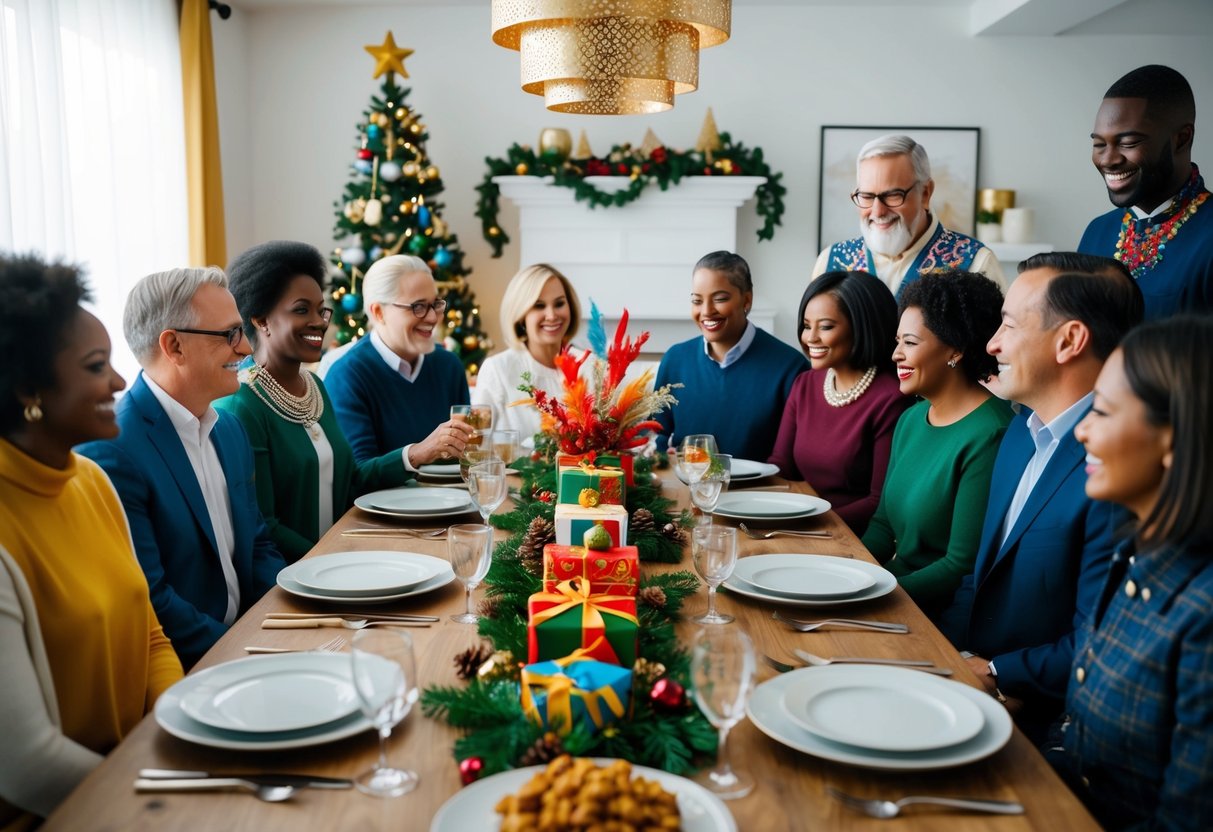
[419,453,714,777]
[475,132,786,257]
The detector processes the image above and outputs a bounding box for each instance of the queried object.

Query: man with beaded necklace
[1079,64,1211,320]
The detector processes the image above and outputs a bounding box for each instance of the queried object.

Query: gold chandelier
[491,1,731,115]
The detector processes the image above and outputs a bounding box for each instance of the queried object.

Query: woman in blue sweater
[653,251,806,461]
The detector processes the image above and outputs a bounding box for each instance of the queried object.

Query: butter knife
[138,769,352,789]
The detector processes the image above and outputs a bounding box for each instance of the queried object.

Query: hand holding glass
[448,523,493,624]
[691,524,739,624]
[691,626,757,800]
[351,629,419,797]
[468,458,507,523]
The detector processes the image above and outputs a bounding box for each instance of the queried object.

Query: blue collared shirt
[703,320,756,369]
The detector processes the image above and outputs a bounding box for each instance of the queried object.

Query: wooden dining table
[45,471,1099,831]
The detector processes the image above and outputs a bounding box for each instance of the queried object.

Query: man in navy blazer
[938,252,1142,742]
[79,267,283,668]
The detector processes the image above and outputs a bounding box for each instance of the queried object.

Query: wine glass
[691,626,757,799]
[493,429,520,467]
[691,524,739,624]
[351,629,420,797]
[460,446,497,482]
[673,434,718,486]
[691,453,731,524]
[468,458,508,523]
[448,523,493,624]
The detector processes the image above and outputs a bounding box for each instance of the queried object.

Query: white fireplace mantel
[492,175,770,352]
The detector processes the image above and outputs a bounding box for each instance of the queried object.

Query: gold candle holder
[538,127,573,162]
[978,189,1016,218]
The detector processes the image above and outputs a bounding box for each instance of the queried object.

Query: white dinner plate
[712,492,831,520]
[727,458,781,481]
[155,654,374,750]
[290,551,444,596]
[724,555,896,608]
[429,759,736,832]
[781,665,985,752]
[354,487,475,519]
[732,556,876,600]
[747,667,1012,771]
[419,462,461,479]
[179,654,359,733]
[277,559,455,604]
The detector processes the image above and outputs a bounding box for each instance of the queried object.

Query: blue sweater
[325,338,470,463]
[1078,177,1213,320]
[653,327,807,461]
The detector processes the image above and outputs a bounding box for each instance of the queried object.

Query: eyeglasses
[850,182,919,209]
[390,299,448,318]
[175,325,245,348]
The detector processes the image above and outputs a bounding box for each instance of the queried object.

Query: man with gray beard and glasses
[813,134,1005,298]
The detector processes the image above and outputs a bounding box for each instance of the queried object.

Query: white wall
[212,2,1213,348]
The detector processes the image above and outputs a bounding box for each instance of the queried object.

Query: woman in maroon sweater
[768,271,911,535]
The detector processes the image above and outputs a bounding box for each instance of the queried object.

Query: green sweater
[862,396,1013,614]
[216,373,412,561]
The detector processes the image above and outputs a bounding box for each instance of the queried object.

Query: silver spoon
[827,786,1024,818]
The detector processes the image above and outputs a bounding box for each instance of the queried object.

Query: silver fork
[794,648,952,675]
[261,617,430,631]
[244,635,347,654]
[342,527,446,539]
[773,612,908,633]
[738,522,833,541]
[827,786,1024,818]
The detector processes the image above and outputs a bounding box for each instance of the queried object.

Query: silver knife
[138,768,352,789]
[264,612,440,622]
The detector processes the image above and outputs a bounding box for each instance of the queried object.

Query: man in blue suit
[938,252,1143,742]
[79,267,283,668]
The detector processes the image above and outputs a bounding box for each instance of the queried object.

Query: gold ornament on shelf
[572,129,593,160]
[515,162,530,175]
[538,127,573,161]
[695,106,722,161]
[639,127,663,157]
[490,0,731,115]
[364,31,414,79]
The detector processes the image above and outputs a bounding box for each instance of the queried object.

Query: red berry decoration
[459,756,484,785]
[357,148,373,160]
[650,677,687,712]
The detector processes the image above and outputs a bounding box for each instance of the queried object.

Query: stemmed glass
[468,458,508,524]
[493,429,520,467]
[350,629,420,797]
[448,523,493,624]
[691,524,739,624]
[691,453,732,524]
[672,434,718,486]
[691,626,757,800]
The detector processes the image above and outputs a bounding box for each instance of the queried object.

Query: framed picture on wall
[817,126,981,252]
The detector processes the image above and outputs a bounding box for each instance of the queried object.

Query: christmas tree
[328,32,490,373]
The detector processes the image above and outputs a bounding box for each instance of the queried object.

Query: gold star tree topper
[364,31,413,79]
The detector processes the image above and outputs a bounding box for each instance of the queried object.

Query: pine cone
[630,507,656,536]
[477,595,501,620]
[518,516,555,577]
[453,643,494,681]
[638,585,667,609]
[661,522,686,545]
[517,732,564,767]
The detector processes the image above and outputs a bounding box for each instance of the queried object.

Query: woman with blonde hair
[473,263,582,438]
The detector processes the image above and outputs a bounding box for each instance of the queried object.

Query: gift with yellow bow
[520,644,633,737]
[555,459,626,506]
[542,541,637,596]
[557,451,636,487]
[527,579,638,666]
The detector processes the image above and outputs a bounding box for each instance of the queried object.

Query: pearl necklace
[823,366,877,408]
[242,363,325,439]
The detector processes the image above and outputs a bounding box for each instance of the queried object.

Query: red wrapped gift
[543,543,638,597]
[556,451,636,486]
[527,579,638,666]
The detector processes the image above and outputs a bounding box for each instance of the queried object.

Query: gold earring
[23,397,43,423]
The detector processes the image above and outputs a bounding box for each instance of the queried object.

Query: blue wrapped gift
[520,649,632,737]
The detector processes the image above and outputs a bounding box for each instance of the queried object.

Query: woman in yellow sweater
[0,255,183,831]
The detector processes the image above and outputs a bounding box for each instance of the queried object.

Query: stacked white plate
[155,653,383,750]
[430,759,736,831]
[712,492,830,521]
[725,554,896,608]
[418,462,461,480]
[277,551,455,604]
[727,458,781,482]
[747,665,1013,770]
[355,486,475,519]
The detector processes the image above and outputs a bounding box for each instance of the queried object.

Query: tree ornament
[394,107,407,120]
[477,649,520,683]
[367,124,381,140]
[695,107,723,162]
[364,31,414,79]
[453,642,495,681]
[402,161,419,177]
[458,756,484,786]
[343,198,367,223]
[342,246,367,266]
[630,507,656,536]
[426,165,440,179]
[357,148,373,161]
[340,293,362,314]
[462,334,479,351]
[638,585,668,609]
[362,198,383,226]
[632,657,667,690]
[515,162,529,176]
[418,205,432,228]
[518,732,564,767]
[571,129,593,161]
[332,328,353,346]
[376,112,390,128]
[369,245,384,260]
[408,234,428,254]
[649,677,687,712]
[353,159,373,175]
[380,161,402,182]
[433,247,454,268]
[409,122,423,135]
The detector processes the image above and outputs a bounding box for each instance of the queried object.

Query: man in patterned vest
[812,134,1005,297]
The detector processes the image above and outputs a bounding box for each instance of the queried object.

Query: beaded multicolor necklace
[1115,165,1209,279]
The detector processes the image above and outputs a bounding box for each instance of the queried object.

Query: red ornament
[616,162,630,175]
[357,148,373,160]
[459,756,484,785]
[703,167,713,175]
[537,489,555,503]
[650,677,687,712]
[650,147,667,164]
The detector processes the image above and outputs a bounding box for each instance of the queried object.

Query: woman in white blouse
[473,264,582,439]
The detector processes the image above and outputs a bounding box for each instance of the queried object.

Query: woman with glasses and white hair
[325,254,473,466]
[472,263,582,439]
[217,242,422,561]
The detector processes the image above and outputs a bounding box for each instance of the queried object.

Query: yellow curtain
[179,0,227,267]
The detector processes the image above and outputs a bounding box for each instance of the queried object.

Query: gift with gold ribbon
[556,460,626,506]
[553,503,629,548]
[526,579,638,666]
[556,451,636,487]
[520,646,632,737]
[543,541,638,596]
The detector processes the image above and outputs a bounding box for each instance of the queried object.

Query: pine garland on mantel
[475,131,787,257]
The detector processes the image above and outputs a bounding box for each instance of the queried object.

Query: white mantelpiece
[492,175,769,352]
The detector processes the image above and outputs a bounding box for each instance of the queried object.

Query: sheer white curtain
[1,0,188,384]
